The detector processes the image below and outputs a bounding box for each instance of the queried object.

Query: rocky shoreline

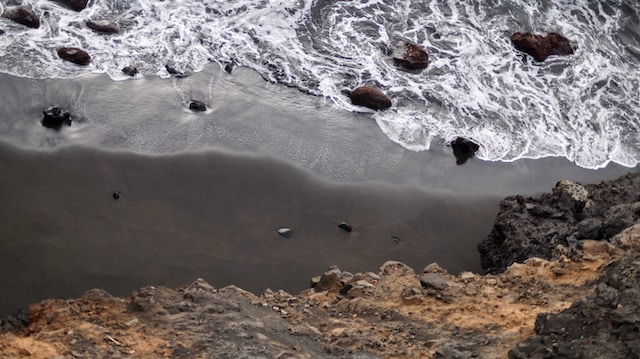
[1,173,639,358]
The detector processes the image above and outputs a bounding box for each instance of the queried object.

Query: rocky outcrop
[451,137,480,165]
[478,172,640,274]
[2,6,40,29]
[51,0,89,12]
[57,47,91,65]
[511,32,574,62]
[86,20,119,34]
[348,86,392,110]
[392,41,429,71]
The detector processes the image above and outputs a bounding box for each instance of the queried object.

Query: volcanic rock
[348,86,392,110]
[479,173,640,274]
[57,47,91,65]
[189,100,207,112]
[393,41,429,70]
[121,66,138,77]
[2,6,40,28]
[52,0,89,12]
[451,137,480,165]
[511,32,574,62]
[86,19,119,34]
[41,107,72,130]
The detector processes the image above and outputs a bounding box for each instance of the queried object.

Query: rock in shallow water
[2,6,40,29]
[348,86,392,111]
[121,66,138,77]
[189,101,207,112]
[52,0,89,12]
[393,41,429,71]
[41,107,72,130]
[451,137,480,165]
[57,47,91,65]
[86,19,119,34]
[511,32,574,62]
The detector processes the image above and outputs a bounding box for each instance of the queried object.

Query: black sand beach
[0,65,637,316]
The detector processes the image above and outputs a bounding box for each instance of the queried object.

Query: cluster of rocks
[479,172,640,274]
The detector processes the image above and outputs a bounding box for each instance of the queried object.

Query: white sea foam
[0,0,638,169]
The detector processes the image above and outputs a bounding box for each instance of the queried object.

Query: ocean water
[0,0,638,168]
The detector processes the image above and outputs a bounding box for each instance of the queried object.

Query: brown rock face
[2,7,40,29]
[511,32,574,62]
[349,86,392,110]
[393,42,429,70]
[57,47,91,65]
[52,0,89,11]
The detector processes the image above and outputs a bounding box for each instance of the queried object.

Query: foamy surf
[0,0,638,169]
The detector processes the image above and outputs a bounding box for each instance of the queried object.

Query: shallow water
[0,0,638,168]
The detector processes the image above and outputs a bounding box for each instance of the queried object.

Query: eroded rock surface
[479,172,640,274]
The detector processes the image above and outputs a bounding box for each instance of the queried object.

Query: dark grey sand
[0,64,637,316]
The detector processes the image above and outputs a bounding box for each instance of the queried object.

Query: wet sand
[1,141,637,316]
[0,65,637,316]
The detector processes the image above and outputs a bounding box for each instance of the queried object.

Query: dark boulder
[57,47,91,65]
[451,137,480,165]
[165,65,188,78]
[348,86,392,110]
[112,191,122,200]
[189,101,207,112]
[86,19,119,34]
[121,66,138,77]
[393,41,429,71]
[51,0,89,11]
[2,6,40,28]
[511,32,574,62]
[224,61,234,74]
[41,107,72,130]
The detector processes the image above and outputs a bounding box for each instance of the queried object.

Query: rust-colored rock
[57,47,91,65]
[2,6,40,29]
[348,86,392,110]
[511,32,574,62]
[393,41,429,70]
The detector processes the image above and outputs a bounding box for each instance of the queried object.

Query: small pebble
[337,221,352,232]
[277,227,293,238]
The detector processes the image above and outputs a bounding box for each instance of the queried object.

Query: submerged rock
[348,86,392,111]
[451,137,480,165]
[86,19,119,34]
[112,191,122,200]
[511,32,574,62]
[392,41,429,71]
[189,101,207,112]
[2,6,40,29]
[57,47,91,65]
[41,107,72,130]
